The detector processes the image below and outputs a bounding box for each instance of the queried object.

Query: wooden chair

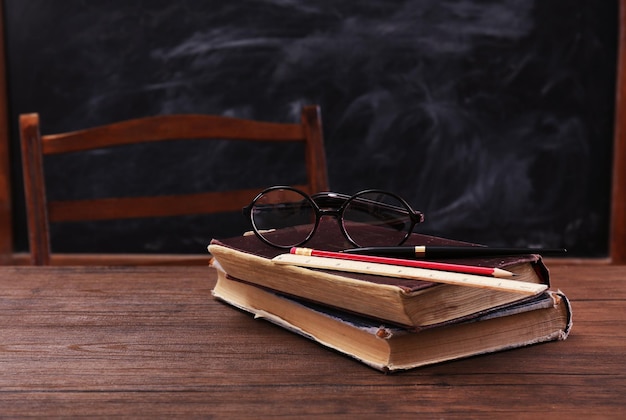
[19,105,329,266]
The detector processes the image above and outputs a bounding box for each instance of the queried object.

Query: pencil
[291,247,515,278]
[341,246,568,259]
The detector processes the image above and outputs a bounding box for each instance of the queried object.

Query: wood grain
[0,265,624,417]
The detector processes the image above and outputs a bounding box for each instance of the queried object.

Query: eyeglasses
[243,185,424,249]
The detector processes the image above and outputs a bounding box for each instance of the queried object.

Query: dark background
[4,0,619,256]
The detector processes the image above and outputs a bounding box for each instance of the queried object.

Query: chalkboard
[5,0,618,256]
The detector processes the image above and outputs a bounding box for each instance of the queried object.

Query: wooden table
[0,264,624,418]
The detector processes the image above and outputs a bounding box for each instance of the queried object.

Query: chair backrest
[20,105,329,265]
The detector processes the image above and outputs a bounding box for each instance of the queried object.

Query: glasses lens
[341,191,414,246]
[250,188,317,247]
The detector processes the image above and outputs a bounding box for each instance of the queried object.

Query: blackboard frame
[611,0,626,264]
[0,0,12,264]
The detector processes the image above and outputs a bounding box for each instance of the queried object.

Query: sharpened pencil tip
[492,268,516,278]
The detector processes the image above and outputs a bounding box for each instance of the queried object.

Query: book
[211,266,572,372]
[208,220,551,329]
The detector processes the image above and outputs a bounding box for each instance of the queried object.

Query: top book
[208,220,551,329]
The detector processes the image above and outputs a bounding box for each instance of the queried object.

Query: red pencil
[290,247,515,278]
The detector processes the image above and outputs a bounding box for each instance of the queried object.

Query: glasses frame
[242,185,424,249]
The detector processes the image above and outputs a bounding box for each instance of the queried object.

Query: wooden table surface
[0,263,624,418]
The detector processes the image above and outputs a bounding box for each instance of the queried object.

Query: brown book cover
[208,220,551,328]
[212,268,572,372]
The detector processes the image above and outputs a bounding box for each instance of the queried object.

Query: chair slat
[42,114,306,154]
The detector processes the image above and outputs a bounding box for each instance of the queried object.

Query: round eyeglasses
[242,185,424,249]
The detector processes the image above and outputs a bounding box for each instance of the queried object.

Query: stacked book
[209,223,572,373]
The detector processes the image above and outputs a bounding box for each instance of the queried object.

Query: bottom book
[212,266,573,373]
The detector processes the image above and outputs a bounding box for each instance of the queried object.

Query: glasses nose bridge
[317,209,341,225]
[317,208,342,223]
